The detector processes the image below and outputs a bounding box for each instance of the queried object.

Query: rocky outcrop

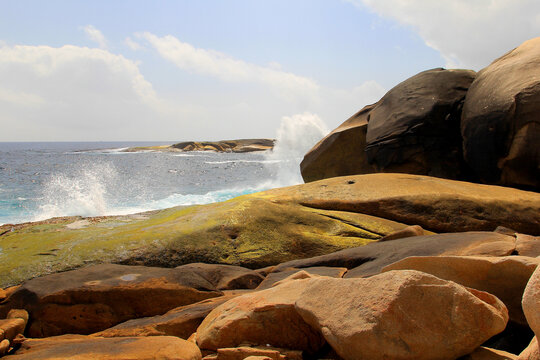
[382,256,540,326]
[124,139,275,153]
[195,278,325,353]
[301,68,476,183]
[0,264,222,337]
[522,264,540,359]
[461,37,540,190]
[2,173,538,288]
[93,295,236,339]
[255,267,347,290]
[295,270,508,360]
[174,263,264,290]
[273,231,519,276]
[6,335,202,360]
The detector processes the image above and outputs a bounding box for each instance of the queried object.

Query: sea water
[0,113,328,225]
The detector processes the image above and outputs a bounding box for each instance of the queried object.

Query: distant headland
[123,138,275,153]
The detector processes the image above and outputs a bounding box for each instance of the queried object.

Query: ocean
[0,141,305,226]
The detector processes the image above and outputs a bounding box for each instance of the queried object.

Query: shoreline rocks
[123,139,275,153]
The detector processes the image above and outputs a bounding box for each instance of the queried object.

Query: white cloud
[125,36,143,51]
[0,44,175,140]
[82,25,108,49]
[138,32,319,96]
[348,0,540,69]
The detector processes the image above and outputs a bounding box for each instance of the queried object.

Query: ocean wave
[204,159,282,165]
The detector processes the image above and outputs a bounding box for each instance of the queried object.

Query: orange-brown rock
[518,337,539,360]
[216,347,282,360]
[382,256,539,326]
[378,225,425,241]
[94,295,236,339]
[523,265,540,335]
[0,264,222,337]
[273,231,516,277]
[265,174,540,234]
[516,234,540,257]
[0,318,26,343]
[5,335,202,359]
[295,270,509,360]
[462,346,517,359]
[196,279,325,353]
[461,37,540,190]
[0,339,9,356]
[175,263,264,290]
[256,267,346,290]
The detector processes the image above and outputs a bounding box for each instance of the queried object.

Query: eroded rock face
[382,256,539,326]
[461,37,540,190]
[523,265,540,336]
[94,295,236,339]
[0,264,222,337]
[5,335,202,360]
[174,263,264,290]
[301,68,476,183]
[195,279,325,353]
[295,270,509,360]
[273,231,517,277]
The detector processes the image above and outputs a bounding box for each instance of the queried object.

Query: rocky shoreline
[123,139,275,153]
[1,38,540,359]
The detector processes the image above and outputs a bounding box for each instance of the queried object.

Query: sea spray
[264,112,328,187]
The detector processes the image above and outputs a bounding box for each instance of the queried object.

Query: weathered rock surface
[2,174,538,288]
[523,264,540,336]
[301,68,476,183]
[175,263,264,290]
[295,270,509,360]
[264,174,540,234]
[517,234,540,258]
[94,295,236,339]
[382,256,539,326]
[0,264,222,337]
[462,37,540,190]
[5,335,202,359]
[378,224,425,241]
[274,231,517,276]
[256,267,346,290]
[518,337,540,360]
[462,346,517,360]
[195,279,325,353]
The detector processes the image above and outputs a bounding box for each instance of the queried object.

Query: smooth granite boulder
[462,37,540,190]
[295,270,508,360]
[0,264,222,337]
[383,256,539,326]
[301,68,475,183]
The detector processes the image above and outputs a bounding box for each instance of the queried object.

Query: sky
[1,0,540,141]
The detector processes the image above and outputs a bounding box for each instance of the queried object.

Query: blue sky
[1,0,539,141]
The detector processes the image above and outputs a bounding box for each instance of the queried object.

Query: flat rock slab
[295,270,509,360]
[256,267,347,290]
[175,263,264,290]
[94,295,236,339]
[264,174,540,234]
[0,264,222,337]
[4,335,202,360]
[273,231,516,277]
[383,255,540,326]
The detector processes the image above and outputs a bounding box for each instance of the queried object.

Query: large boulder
[301,68,476,183]
[5,335,202,360]
[461,37,540,190]
[195,278,325,353]
[523,265,540,337]
[382,256,540,326]
[174,263,264,290]
[295,270,509,360]
[0,264,222,337]
[273,231,517,276]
